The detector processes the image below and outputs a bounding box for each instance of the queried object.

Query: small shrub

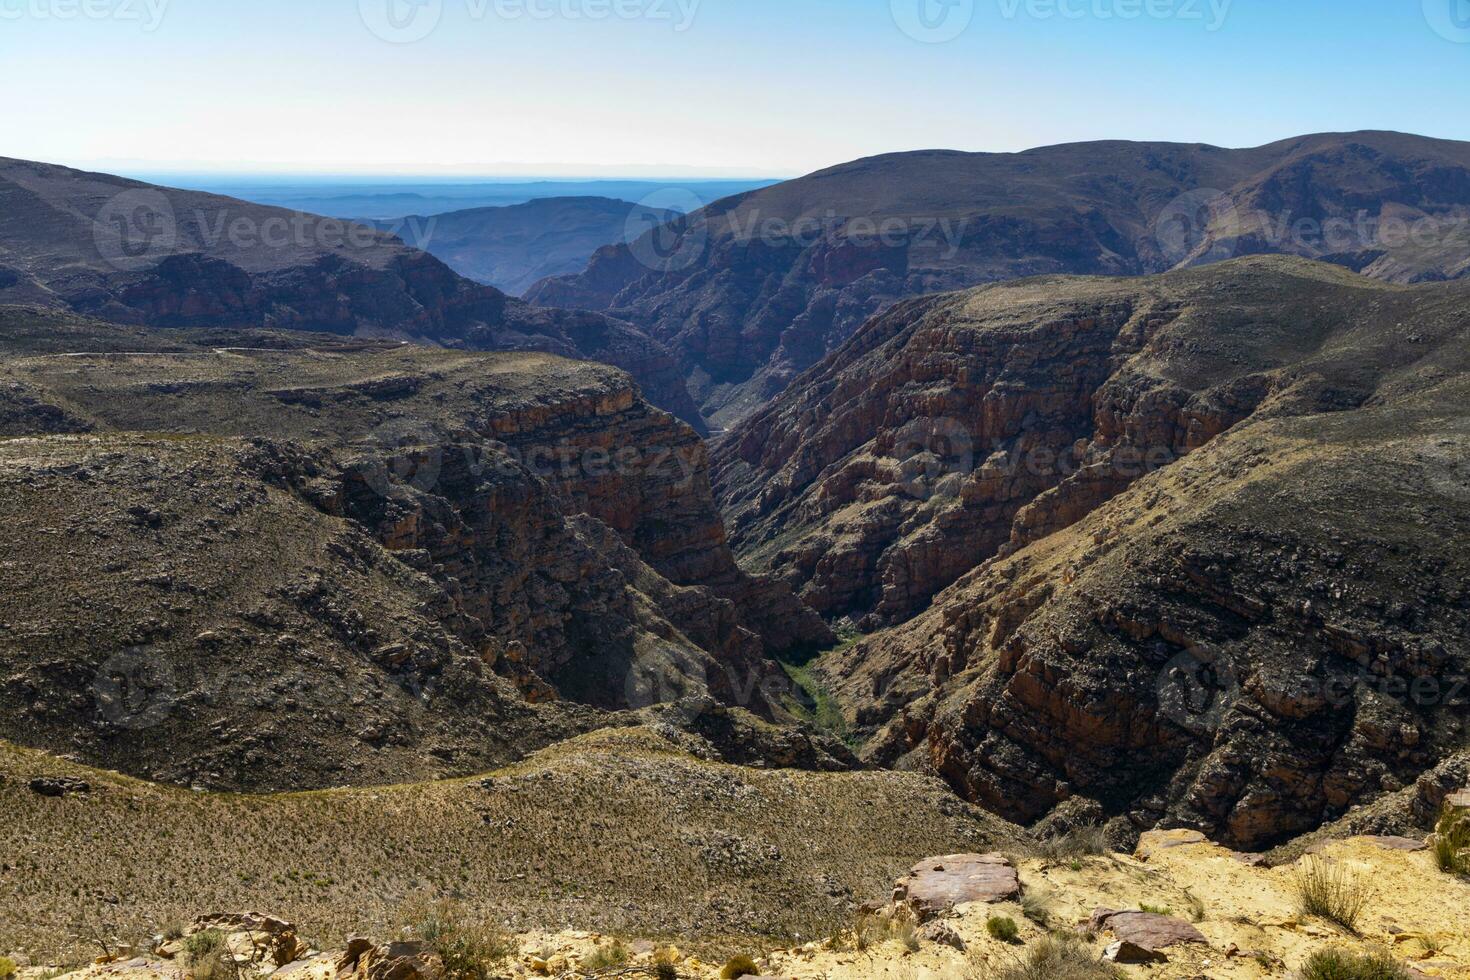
[407,901,513,980]
[1432,803,1470,876]
[581,940,630,971]
[991,934,1122,980]
[1182,888,1206,922]
[1294,858,1375,933]
[1139,903,1171,915]
[0,957,18,980]
[653,963,679,980]
[182,930,227,962]
[1020,893,1052,928]
[1298,949,1411,980]
[986,916,1020,943]
[719,955,760,979]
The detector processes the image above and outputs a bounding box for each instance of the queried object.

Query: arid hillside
[0,307,827,790]
[530,131,1470,427]
[0,159,702,427]
[711,256,1470,849]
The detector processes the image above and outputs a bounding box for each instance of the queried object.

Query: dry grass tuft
[1294,858,1376,934]
[1298,948,1412,980]
[986,934,1122,980]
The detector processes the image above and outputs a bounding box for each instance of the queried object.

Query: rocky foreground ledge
[11,822,1468,980]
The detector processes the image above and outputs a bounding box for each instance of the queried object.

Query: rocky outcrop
[892,854,1020,920]
[785,258,1470,850]
[0,313,826,789]
[0,158,702,427]
[530,131,1470,428]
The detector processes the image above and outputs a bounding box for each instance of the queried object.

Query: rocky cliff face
[718,257,1470,849]
[0,310,827,789]
[0,158,703,428]
[529,132,1470,428]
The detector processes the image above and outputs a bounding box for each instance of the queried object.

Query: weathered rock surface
[0,311,828,789]
[777,257,1470,849]
[532,132,1470,428]
[892,854,1020,920]
[0,158,701,426]
[1091,909,1207,950]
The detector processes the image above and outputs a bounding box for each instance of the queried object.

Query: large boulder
[892,854,1020,921]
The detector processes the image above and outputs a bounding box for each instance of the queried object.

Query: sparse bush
[1182,888,1206,922]
[1020,893,1052,928]
[581,940,630,971]
[183,930,227,962]
[182,930,236,980]
[1431,802,1469,876]
[0,956,18,980]
[1139,903,1171,915]
[653,963,678,980]
[1298,949,1411,980]
[1294,858,1375,933]
[407,901,514,980]
[719,954,760,979]
[989,934,1122,980]
[986,916,1020,943]
[1034,825,1109,864]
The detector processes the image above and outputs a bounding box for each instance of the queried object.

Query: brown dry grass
[0,729,1017,962]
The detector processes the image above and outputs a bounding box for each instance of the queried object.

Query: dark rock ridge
[726,257,1470,850]
[0,308,827,790]
[0,157,703,429]
[528,131,1470,428]
[371,196,678,296]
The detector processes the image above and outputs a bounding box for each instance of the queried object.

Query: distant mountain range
[0,157,704,427]
[371,196,678,296]
[140,177,780,221]
[529,131,1470,429]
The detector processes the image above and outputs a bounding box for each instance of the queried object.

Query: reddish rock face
[755,258,1470,851]
[892,853,1020,920]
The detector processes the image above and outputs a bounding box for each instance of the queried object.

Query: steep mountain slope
[714,256,1470,848]
[0,158,702,427]
[529,131,1470,427]
[374,197,677,296]
[0,308,829,790]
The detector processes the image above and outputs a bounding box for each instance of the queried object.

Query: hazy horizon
[5,0,1467,176]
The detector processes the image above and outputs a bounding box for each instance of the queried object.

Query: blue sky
[1,0,1466,177]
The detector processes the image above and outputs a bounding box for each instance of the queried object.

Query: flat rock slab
[1135,829,1207,861]
[894,853,1020,920]
[1091,909,1208,951]
[1447,790,1470,809]
[1360,835,1429,852]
